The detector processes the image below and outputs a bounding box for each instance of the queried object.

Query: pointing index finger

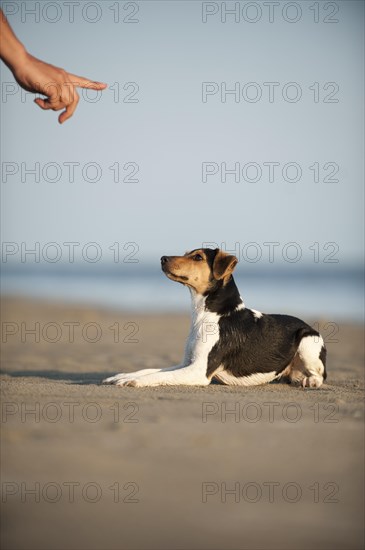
[67,74,107,90]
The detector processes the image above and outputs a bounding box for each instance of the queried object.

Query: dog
[103,248,327,388]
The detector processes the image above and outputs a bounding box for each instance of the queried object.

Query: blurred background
[1,0,364,319]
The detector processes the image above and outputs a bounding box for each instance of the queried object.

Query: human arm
[0,9,107,123]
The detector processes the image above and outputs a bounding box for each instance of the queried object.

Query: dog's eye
[192,254,203,261]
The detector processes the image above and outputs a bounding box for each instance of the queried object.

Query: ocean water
[1,264,363,323]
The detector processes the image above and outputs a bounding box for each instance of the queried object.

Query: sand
[1,297,364,550]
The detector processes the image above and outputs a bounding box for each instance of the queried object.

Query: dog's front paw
[114,378,140,387]
[102,373,127,385]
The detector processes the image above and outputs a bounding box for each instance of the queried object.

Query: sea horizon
[1,262,363,322]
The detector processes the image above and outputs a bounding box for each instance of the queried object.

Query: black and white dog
[103,248,327,388]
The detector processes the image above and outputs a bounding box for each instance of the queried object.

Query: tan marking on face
[163,249,212,294]
[163,248,238,294]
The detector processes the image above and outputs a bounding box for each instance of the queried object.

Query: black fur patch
[206,309,320,379]
[200,267,324,380]
[319,345,327,380]
[204,277,242,315]
[202,247,220,267]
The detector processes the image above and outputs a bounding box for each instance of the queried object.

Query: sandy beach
[1,296,364,550]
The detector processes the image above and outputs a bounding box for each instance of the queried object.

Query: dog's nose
[161,256,169,265]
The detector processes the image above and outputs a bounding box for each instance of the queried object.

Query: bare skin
[0,9,107,123]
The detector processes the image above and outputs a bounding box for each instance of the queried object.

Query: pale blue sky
[1,0,364,266]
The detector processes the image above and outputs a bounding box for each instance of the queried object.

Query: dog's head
[160,248,238,295]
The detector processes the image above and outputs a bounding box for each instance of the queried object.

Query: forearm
[0,9,28,72]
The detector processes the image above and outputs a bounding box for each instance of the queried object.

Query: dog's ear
[212,250,238,281]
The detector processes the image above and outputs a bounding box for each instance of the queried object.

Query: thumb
[34,97,53,110]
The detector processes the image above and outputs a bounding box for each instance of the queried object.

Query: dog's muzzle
[161,256,172,273]
[160,256,188,281]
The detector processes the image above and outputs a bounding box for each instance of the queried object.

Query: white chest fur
[183,290,220,369]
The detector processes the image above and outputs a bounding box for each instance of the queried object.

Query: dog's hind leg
[286,335,327,389]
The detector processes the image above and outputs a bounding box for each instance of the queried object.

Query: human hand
[0,9,107,124]
[13,53,107,124]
